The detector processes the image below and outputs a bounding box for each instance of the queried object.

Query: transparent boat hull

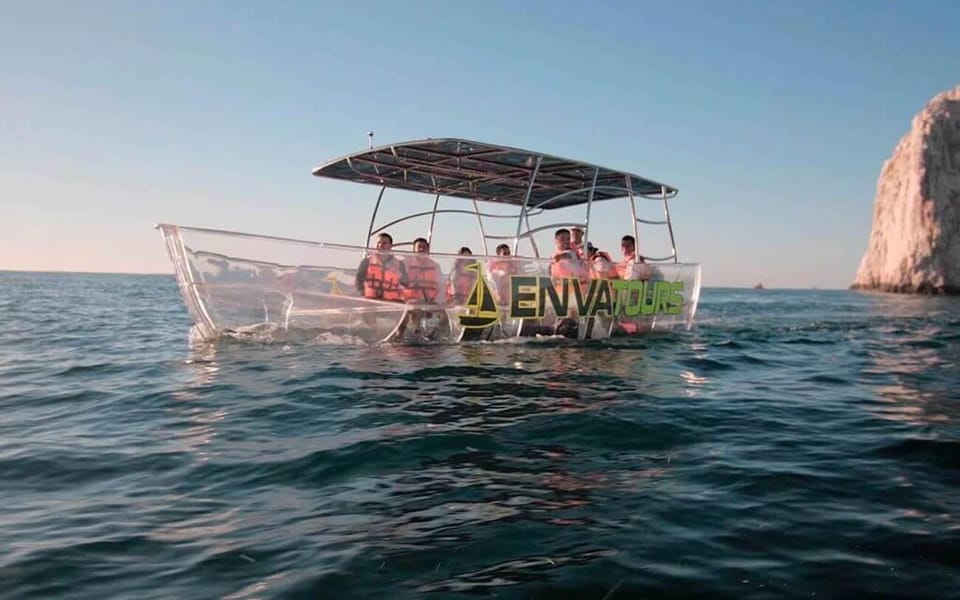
[159,225,702,344]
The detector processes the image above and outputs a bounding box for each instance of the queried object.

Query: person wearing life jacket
[391,237,444,339]
[570,226,587,259]
[615,234,653,336]
[402,237,442,304]
[587,243,618,279]
[617,234,649,280]
[447,247,477,305]
[487,243,518,305]
[550,228,590,282]
[549,229,590,336]
[354,233,408,302]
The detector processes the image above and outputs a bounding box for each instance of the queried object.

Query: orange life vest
[551,256,590,298]
[447,266,477,304]
[403,256,441,303]
[363,256,402,301]
[487,259,518,305]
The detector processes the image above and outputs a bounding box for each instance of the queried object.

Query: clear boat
[157,138,702,343]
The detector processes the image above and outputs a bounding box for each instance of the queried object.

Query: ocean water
[1,271,958,599]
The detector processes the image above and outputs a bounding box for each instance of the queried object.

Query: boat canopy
[312,138,676,209]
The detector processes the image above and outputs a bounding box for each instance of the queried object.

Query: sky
[1,0,958,288]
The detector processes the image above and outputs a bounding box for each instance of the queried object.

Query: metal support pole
[366,185,386,246]
[472,198,489,255]
[582,167,600,252]
[513,155,543,255]
[661,186,679,262]
[625,176,639,250]
[524,211,540,258]
[427,193,440,245]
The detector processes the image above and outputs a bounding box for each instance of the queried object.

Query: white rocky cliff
[852,86,960,294]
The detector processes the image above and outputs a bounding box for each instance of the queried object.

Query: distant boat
[754,282,764,290]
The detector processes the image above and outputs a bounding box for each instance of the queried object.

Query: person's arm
[396,260,410,287]
[355,258,369,294]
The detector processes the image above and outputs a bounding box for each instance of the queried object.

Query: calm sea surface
[1,272,958,599]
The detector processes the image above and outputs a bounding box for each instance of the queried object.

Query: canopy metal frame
[313,138,681,263]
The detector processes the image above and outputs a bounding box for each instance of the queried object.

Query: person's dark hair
[458,246,472,255]
[413,237,428,247]
[378,233,394,244]
[621,235,635,245]
[555,228,570,239]
[495,243,510,255]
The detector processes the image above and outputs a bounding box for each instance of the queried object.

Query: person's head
[413,237,429,253]
[620,235,635,257]
[587,243,598,257]
[455,246,473,267]
[375,233,393,252]
[495,244,511,257]
[571,227,584,245]
[554,228,571,251]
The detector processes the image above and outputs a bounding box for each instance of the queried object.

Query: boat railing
[157,223,369,253]
[624,180,679,264]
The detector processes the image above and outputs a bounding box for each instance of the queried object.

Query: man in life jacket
[550,228,590,281]
[447,247,477,305]
[355,233,408,302]
[614,234,653,336]
[570,226,587,259]
[402,237,442,304]
[617,234,649,280]
[550,229,590,337]
[394,237,444,339]
[487,243,518,306]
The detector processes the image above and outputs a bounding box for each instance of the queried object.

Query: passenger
[570,226,586,259]
[617,234,648,280]
[614,235,650,336]
[550,228,589,280]
[587,243,618,279]
[402,237,442,304]
[550,229,590,337]
[488,243,518,305]
[488,243,516,272]
[355,233,408,301]
[447,247,477,304]
[393,237,443,338]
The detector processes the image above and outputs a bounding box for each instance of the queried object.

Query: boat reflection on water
[163,344,229,462]
[152,336,693,594]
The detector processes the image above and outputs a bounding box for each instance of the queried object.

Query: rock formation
[852,86,960,294]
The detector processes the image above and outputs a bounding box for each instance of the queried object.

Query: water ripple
[1,277,959,598]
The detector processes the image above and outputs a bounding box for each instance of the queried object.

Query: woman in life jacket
[402,237,442,304]
[487,243,518,306]
[447,247,477,305]
[354,232,408,302]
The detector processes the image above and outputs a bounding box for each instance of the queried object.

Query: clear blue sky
[2,0,958,288]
